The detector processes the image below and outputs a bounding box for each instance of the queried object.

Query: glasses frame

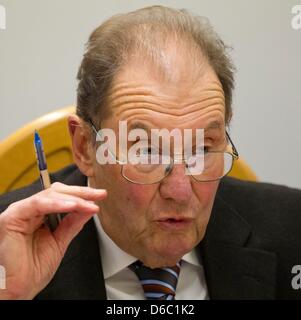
[88,118,239,184]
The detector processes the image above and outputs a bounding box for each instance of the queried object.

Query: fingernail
[94,190,107,197]
[91,188,107,193]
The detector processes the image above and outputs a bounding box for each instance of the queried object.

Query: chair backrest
[228,157,257,181]
[0,106,257,194]
[0,106,75,194]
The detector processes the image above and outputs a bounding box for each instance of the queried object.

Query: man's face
[89,50,226,268]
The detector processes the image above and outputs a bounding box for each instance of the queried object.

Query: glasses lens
[189,152,234,181]
[122,154,172,184]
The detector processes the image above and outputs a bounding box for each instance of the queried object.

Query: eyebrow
[204,120,224,132]
[128,120,224,132]
[128,121,151,132]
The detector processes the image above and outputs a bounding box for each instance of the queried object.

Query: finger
[2,197,101,235]
[3,191,106,222]
[45,190,106,210]
[50,182,107,201]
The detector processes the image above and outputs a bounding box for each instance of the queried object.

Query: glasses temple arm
[88,118,126,164]
[226,131,239,158]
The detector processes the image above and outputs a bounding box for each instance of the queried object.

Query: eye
[140,146,160,155]
[195,146,210,154]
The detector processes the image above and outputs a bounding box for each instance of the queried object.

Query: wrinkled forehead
[100,44,225,137]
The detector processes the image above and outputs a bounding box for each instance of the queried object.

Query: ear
[68,115,94,177]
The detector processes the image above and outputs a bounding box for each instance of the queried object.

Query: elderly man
[0,6,300,300]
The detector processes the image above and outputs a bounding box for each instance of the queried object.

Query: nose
[159,164,193,204]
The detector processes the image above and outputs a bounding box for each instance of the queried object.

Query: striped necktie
[129,260,181,300]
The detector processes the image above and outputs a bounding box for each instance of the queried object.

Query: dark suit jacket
[0,164,301,299]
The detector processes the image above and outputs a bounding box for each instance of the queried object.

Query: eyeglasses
[89,119,239,185]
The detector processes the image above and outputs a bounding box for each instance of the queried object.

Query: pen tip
[34,129,40,142]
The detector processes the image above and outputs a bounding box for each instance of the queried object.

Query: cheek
[192,181,219,241]
[124,183,157,210]
[193,181,219,209]
[94,164,157,212]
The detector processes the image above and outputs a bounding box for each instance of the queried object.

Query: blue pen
[34,130,61,231]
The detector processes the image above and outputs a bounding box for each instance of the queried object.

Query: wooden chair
[0,106,75,194]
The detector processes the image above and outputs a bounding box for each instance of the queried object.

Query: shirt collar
[94,214,202,279]
[93,214,137,279]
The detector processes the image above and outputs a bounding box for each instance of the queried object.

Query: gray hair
[76,5,235,126]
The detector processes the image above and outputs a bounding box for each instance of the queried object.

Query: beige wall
[0,0,300,188]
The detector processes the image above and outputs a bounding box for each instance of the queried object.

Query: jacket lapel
[199,194,277,299]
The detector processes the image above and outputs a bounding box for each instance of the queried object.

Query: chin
[142,234,196,268]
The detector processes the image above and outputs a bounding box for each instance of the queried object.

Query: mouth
[155,217,193,231]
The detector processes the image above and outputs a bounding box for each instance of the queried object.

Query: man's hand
[0,182,107,300]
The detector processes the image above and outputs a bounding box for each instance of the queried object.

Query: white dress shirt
[93,214,209,300]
